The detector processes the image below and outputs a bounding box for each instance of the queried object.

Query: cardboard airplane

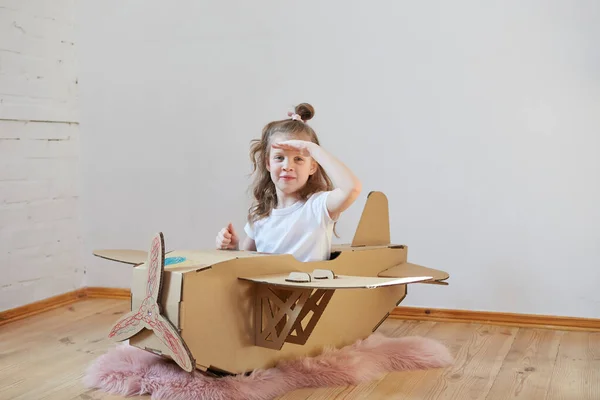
[93,191,449,375]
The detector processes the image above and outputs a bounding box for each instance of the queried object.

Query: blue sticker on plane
[165,256,186,266]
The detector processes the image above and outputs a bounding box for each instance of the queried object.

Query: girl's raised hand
[271,140,316,157]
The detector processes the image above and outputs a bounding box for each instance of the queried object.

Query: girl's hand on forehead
[271,140,316,157]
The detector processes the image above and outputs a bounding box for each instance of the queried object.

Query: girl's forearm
[309,143,361,194]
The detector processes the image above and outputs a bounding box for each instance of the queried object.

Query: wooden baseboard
[0,287,130,326]
[3,288,599,332]
[390,306,600,332]
[85,287,131,300]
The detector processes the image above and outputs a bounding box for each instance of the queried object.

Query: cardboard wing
[237,270,434,350]
[239,271,434,289]
[93,249,148,265]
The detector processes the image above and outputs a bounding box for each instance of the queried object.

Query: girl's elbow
[347,180,362,201]
[354,179,362,195]
[352,179,362,196]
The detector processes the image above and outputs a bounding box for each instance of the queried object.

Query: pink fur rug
[83,332,453,400]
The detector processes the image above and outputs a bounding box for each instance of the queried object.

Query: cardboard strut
[95,191,450,375]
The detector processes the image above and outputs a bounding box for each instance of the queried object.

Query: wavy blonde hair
[247,103,335,227]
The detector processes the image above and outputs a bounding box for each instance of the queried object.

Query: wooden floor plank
[485,328,563,399]
[0,299,122,385]
[545,331,600,400]
[400,322,519,399]
[0,300,130,400]
[0,298,596,400]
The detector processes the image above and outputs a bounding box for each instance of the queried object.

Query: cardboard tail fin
[351,191,391,247]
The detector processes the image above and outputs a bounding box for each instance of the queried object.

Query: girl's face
[266,133,317,198]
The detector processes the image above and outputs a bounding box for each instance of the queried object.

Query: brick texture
[0,0,82,311]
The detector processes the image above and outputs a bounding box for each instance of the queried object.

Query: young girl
[215,103,362,262]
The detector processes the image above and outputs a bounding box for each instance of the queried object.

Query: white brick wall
[0,0,82,311]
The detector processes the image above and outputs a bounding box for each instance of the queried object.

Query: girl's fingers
[219,227,233,239]
[273,144,297,151]
[228,223,237,237]
[217,232,230,244]
[216,225,238,250]
[217,226,237,249]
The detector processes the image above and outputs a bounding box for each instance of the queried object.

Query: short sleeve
[310,191,336,223]
[244,222,254,240]
[244,221,255,239]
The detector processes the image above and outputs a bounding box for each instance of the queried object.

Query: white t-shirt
[244,191,336,262]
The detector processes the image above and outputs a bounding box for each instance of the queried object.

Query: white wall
[77,1,600,318]
[0,0,83,311]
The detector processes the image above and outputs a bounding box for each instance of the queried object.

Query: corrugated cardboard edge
[92,249,148,265]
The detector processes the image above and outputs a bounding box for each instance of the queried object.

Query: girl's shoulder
[304,190,337,222]
[306,190,333,206]
[306,190,331,202]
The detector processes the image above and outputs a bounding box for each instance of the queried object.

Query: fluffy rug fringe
[83,332,453,400]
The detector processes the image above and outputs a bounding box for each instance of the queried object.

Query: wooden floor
[0,298,598,399]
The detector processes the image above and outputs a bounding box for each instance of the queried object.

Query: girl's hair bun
[295,103,315,122]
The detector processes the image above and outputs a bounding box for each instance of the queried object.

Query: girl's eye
[295,157,303,162]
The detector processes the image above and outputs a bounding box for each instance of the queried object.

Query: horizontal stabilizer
[93,249,148,265]
[378,262,449,282]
